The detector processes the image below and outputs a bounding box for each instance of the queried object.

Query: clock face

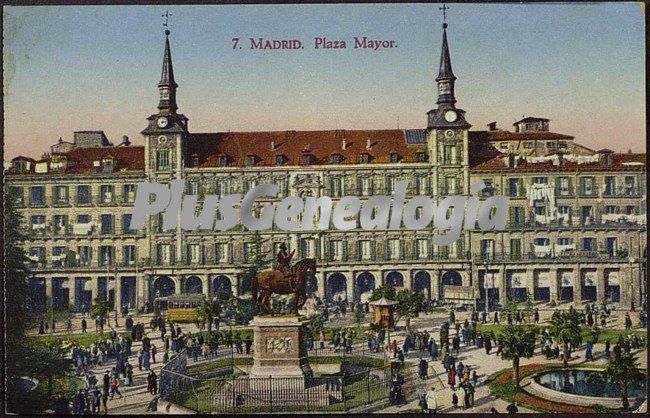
[444,110,458,123]
[157,116,169,128]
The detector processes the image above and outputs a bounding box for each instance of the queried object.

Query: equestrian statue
[252,243,317,315]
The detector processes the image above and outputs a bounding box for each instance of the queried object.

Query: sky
[3,3,646,159]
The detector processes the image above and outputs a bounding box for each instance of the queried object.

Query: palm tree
[497,325,538,387]
[604,348,639,411]
[196,296,223,333]
[91,296,111,334]
[549,308,584,367]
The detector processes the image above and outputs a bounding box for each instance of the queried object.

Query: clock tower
[142,29,190,179]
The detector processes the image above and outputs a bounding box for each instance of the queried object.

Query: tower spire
[158,12,178,114]
[435,22,456,107]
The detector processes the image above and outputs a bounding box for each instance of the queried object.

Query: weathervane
[162,10,172,34]
[439,4,449,23]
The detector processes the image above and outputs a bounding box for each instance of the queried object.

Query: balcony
[602,188,643,198]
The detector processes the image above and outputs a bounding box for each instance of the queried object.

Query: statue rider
[276,243,296,287]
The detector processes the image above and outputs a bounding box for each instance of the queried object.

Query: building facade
[5,24,646,314]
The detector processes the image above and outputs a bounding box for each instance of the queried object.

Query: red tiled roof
[187,130,428,167]
[11,155,36,162]
[472,152,646,172]
[4,146,144,175]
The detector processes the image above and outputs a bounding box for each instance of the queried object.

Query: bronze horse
[252,258,316,315]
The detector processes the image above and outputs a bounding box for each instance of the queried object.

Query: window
[624,176,637,195]
[29,247,45,264]
[99,246,114,266]
[78,246,91,265]
[480,239,494,259]
[215,242,230,263]
[187,181,199,195]
[532,177,548,185]
[123,245,136,265]
[605,205,619,214]
[187,244,201,264]
[504,240,520,260]
[330,154,342,164]
[100,185,114,203]
[191,154,199,167]
[523,141,533,149]
[157,243,172,264]
[581,177,594,195]
[625,206,636,215]
[215,178,230,196]
[156,150,171,170]
[443,145,455,164]
[77,214,91,224]
[243,179,257,194]
[9,186,23,205]
[330,178,342,197]
[582,238,596,252]
[358,177,372,196]
[53,215,68,234]
[499,143,509,150]
[300,238,316,258]
[243,242,258,262]
[275,155,285,166]
[245,155,256,167]
[123,184,136,203]
[509,206,524,225]
[389,153,399,163]
[386,177,397,194]
[445,177,458,194]
[557,177,570,196]
[558,237,573,246]
[101,158,114,172]
[358,240,372,260]
[359,153,370,164]
[30,215,46,231]
[416,176,429,195]
[301,153,313,165]
[30,186,45,206]
[415,152,427,162]
[77,185,91,205]
[581,206,594,224]
[217,155,228,167]
[416,239,429,259]
[54,186,69,204]
[387,239,401,260]
[508,179,522,197]
[329,241,343,261]
[122,214,134,234]
[605,237,617,256]
[604,176,616,196]
[100,214,114,234]
[276,178,288,197]
[547,141,557,149]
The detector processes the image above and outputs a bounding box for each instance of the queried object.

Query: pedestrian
[429,338,438,361]
[102,371,110,393]
[425,386,437,413]
[110,376,122,399]
[452,335,460,355]
[447,365,456,389]
[624,313,632,330]
[493,311,499,324]
[418,358,428,380]
[91,386,101,413]
[319,331,325,349]
[485,335,492,355]
[452,391,458,408]
[397,348,405,364]
[461,382,470,409]
[151,344,157,363]
[126,363,134,386]
[585,342,593,361]
[533,309,540,324]
[67,318,73,333]
[150,370,158,395]
[101,389,108,414]
[471,369,478,385]
[605,339,611,358]
[75,389,86,415]
[138,349,143,371]
[506,401,519,414]
[245,335,253,354]
[468,382,475,407]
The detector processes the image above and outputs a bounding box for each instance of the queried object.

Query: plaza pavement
[30,303,647,415]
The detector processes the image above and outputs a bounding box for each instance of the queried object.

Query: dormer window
[245,155,256,167]
[389,153,399,163]
[217,155,228,167]
[301,153,313,165]
[191,154,199,168]
[415,152,428,162]
[275,154,285,166]
[330,153,342,164]
[101,157,114,172]
[359,153,370,164]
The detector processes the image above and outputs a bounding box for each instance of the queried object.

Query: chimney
[366,139,372,150]
[508,154,517,168]
[487,122,497,131]
[342,139,347,150]
[121,135,131,146]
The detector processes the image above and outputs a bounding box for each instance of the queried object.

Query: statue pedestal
[249,315,312,381]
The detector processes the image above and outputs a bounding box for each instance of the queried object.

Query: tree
[369,284,396,302]
[497,325,538,387]
[307,313,325,337]
[354,303,366,328]
[196,296,225,333]
[604,348,640,410]
[91,296,111,334]
[237,231,272,296]
[395,289,424,330]
[549,308,584,367]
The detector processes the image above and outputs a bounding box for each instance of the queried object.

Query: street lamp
[483,260,489,315]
